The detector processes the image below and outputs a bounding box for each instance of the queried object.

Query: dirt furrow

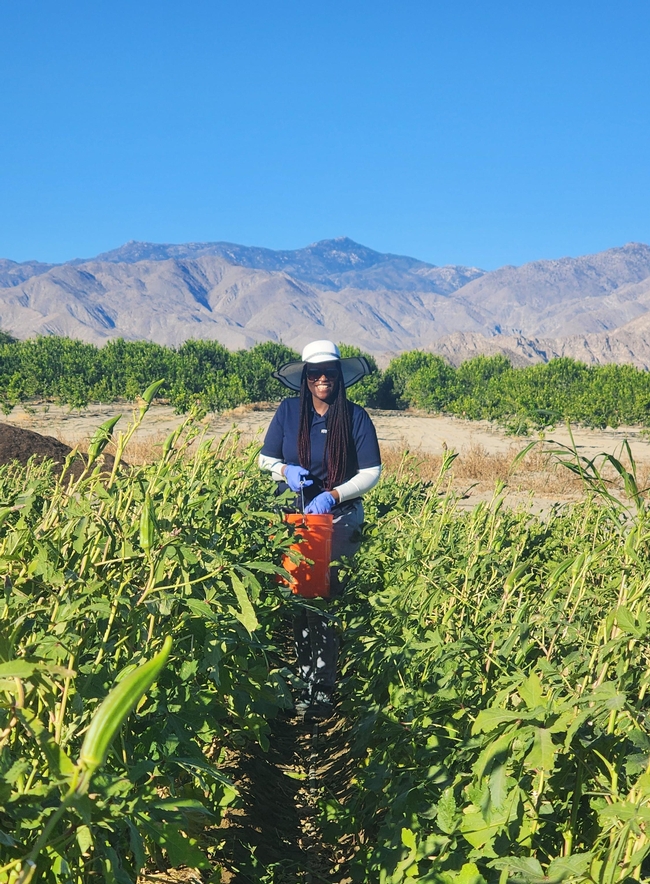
[218,711,347,883]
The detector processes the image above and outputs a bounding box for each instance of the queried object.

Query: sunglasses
[306,367,339,380]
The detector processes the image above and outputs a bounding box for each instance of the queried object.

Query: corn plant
[0,403,295,882]
[326,449,650,883]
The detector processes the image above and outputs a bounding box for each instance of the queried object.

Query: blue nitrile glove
[304,492,336,515]
[283,464,313,492]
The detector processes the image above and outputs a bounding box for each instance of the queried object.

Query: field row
[0,408,649,881]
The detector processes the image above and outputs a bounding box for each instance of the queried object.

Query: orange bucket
[282,513,333,598]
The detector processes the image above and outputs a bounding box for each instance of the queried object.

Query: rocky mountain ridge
[2,237,650,366]
[89,236,486,293]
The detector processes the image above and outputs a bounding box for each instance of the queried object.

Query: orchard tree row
[0,336,298,413]
[1,333,650,429]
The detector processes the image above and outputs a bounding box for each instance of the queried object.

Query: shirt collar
[310,402,329,421]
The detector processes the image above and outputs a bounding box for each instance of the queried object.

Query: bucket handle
[299,478,306,525]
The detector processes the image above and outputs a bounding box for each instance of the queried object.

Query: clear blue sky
[1,1,649,269]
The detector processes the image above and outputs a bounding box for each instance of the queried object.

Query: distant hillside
[0,258,55,288]
[457,242,650,337]
[91,237,486,294]
[428,329,650,371]
[2,237,650,366]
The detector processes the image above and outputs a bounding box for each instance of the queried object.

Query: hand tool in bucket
[282,479,333,598]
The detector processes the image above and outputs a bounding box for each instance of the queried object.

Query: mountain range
[2,237,650,367]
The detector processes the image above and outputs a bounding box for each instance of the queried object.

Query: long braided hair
[298,365,353,489]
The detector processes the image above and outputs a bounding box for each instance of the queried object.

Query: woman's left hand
[304,492,336,515]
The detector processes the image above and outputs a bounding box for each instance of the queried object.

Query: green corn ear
[162,429,176,458]
[141,378,165,406]
[139,379,165,417]
[79,636,172,774]
[86,415,122,466]
[139,494,156,552]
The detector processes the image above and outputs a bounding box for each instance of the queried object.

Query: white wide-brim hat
[273,340,371,392]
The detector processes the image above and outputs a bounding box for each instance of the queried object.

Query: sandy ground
[6,401,650,460]
[5,402,650,512]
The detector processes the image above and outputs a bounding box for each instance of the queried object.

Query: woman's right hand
[283,464,313,492]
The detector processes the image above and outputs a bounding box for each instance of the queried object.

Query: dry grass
[221,401,279,416]
[56,428,262,467]
[54,433,170,466]
[380,442,631,498]
[457,443,585,495]
[386,441,650,502]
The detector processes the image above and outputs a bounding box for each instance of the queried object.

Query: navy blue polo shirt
[261,397,381,502]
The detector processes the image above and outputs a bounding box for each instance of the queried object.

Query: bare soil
[217,714,343,883]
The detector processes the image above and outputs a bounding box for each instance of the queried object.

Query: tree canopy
[1,334,649,429]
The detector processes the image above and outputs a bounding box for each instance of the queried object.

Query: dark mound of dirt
[0,423,115,479]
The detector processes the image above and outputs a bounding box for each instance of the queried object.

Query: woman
[259,340,382,717]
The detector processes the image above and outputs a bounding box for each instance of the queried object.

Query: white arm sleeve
[258,452,286,483]
[334,465,382,504]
